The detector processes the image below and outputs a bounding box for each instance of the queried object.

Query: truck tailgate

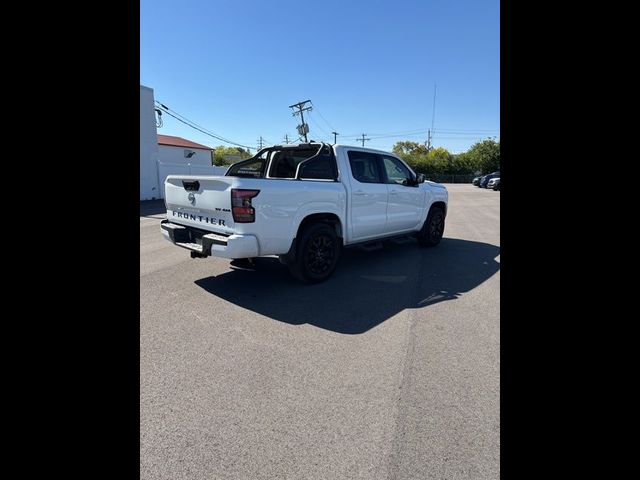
[164,175,235,234]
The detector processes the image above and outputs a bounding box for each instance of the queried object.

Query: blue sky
[141,0,499,154]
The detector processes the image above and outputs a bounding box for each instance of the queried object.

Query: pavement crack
[384,248,428,479]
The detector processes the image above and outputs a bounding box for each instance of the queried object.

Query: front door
[380,155,425,233]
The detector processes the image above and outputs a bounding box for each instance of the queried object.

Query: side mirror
[416,173,426,183]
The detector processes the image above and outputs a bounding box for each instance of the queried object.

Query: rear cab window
[226,150,268,178]
[226,144,337,181]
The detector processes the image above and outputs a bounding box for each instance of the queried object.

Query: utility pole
[427,83,437,152]
[358,134,370,147]
[332,131,339,144]
[257,136,264,150]
[289,100,312,142]
[283,134,290,144]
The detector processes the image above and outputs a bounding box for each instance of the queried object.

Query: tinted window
[298,147,337,180]
[269,148,321,178]
[382,155,412,185]
[348,151,382,183]
[226,156,266,178]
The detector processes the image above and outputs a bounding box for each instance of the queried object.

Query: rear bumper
[161,220,259,259]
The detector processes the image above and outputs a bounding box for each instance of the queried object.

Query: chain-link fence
[423,174,477,184]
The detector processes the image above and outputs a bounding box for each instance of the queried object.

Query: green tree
[466,139,500,174]
[392,141,429,173]
[213,146,252,166]
[450,152,477,174]
[391,142,455,175]
[426,147,452,174]
[392,141,429,158]
[389,138,501,177]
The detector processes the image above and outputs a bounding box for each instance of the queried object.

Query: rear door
[164,175,236,234]
[380,155,425,233]
[345,150,389,241]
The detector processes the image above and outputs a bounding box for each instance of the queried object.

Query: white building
[140,84,228,200]
[158,135,213,166]
[140,85,161,200]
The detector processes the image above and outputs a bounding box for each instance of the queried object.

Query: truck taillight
[231,189,260,223]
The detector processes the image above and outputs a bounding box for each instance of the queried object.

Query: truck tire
[417,206,445,247]
[288,223,340,283]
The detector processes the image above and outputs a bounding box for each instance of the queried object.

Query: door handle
[353,190,366,196]
[389,190,399,195]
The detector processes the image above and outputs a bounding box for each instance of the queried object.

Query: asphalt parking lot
[140,184,500,479]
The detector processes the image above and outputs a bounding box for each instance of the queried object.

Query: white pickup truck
[161,142,448,283]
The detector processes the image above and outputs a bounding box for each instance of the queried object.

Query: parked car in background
[491,178,500,191]
[472,176,481,186]
[480,172,500,188]
[487,177,500,190]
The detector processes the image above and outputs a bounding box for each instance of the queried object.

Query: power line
[371,131,498,139]
[307,113,333,143]
[155,99,497,150]
[310,102,336,132]
[342,128,426,138]
[436,128,500,132]
[157,107,251,150]
[334,129,500,140]
[341,130,423,139]
[428,136,497,140]
[155,99,500,148]
[307,112,331,136]
[154,101,253,150]
[154,103,217,139]
[358,134,370,147]
[367,132,429,140]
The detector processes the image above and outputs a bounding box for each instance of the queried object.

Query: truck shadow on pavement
[195,238,500,334]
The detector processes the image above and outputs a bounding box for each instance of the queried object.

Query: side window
[348,151,383,184]
[382,156,413,185]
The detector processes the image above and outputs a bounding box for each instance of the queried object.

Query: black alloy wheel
[305,234,336,276]
[289,223,341,283]
[418,206,445,247]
